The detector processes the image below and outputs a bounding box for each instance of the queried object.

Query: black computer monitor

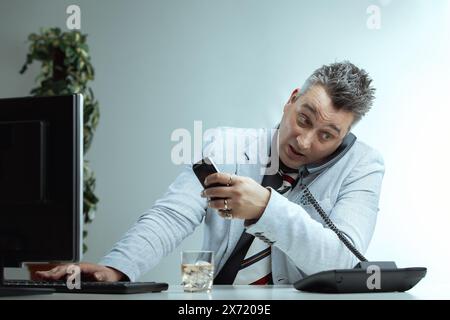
[0,94,83,273]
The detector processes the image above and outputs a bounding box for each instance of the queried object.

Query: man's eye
[297,116,308,126]
[321,132,333,141]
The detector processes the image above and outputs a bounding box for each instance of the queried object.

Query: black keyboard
[3,280,169,294]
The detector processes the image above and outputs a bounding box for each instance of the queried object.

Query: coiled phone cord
[299,184,368,262]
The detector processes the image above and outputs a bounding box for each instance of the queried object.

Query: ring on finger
[227,174,233,187]
[224,210,233,220]
[219,209,233,220]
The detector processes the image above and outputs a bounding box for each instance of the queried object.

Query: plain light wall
[1,0,449,286]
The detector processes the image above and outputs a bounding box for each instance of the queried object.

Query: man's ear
[284,88,300,112]
[289,88,299,104]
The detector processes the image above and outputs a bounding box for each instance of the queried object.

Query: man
[38,61,384,284]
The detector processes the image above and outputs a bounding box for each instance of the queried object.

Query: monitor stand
[0,265,54,296]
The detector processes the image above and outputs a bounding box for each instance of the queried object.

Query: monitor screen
[0,94,83,267]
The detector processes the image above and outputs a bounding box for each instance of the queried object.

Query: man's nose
[296,132,313,150]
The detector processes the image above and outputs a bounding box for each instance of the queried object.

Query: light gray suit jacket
[100,127,385,284]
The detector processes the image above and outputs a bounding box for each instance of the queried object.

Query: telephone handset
[301,131,357,177]
[293,133,427,293]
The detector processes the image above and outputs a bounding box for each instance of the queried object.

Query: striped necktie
[232,168,299,285]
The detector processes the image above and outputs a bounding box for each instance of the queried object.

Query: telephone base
[293,262,427,294]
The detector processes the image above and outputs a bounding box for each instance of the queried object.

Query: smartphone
[192,157,224,200]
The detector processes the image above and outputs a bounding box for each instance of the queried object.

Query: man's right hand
[35,262,127,282]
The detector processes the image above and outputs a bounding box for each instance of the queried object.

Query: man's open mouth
[289,145,305,157]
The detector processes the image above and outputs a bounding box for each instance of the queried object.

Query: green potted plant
[20,27,100,278]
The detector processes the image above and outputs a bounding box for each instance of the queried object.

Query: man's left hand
[200,173,271,220]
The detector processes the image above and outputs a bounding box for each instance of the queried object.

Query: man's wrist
[108,266,129,281]
[246,187,272,226]
[244,218,259,227]
[260,186,271,213]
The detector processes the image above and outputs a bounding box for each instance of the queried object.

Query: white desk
[0,281,448,300]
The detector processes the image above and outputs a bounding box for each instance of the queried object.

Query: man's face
[278,85,355,169]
